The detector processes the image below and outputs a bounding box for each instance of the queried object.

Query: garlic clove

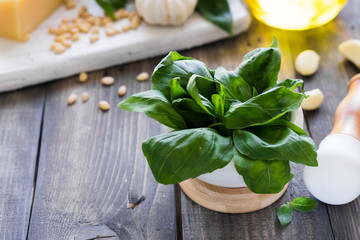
[295,50,321,76]
[338,39,360,69]
[301,88,324,111]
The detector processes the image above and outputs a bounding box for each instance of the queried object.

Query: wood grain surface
[0,88,44,240]
[0,0,359,239]
[26,62,176,239]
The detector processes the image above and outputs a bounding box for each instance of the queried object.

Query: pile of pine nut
[67,71,149,111]
[49,5,142,54]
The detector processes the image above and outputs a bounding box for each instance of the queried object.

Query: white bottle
[303,74,360,205]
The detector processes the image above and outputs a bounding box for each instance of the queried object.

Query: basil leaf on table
[196,0,233,35]
[152,51,214,99]
[224,86,305,129]
[142,128,234,184]
[277,197,317,226]
[214,66,252,102]
[187,75,217,117]
[96,0,126,19]
[235,37,281,93]
[118,90,186,129]
[233,150,294,193]
[233,120,318,166]
[277,203,293,226]
[290,197,318,213]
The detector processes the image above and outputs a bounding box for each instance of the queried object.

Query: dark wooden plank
[179,19,334,239]
[27,61,176,239]
[0,87,45,240]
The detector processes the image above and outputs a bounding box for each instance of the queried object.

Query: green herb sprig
[277,197,318,226]
[119,37,318,194]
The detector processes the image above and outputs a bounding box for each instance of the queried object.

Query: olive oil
[244,0,347,30]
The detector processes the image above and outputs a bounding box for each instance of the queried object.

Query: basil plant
[119,37,318,194]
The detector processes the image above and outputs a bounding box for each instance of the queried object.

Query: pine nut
[67,94,77,105]
[122,25,131,32]
[48,27,57,34]
[101,76,115,86]
[79,72,88,82]
[54,45,66,54]
[82,92,89,102]
[90,34,99,43]
[71,33,80,41]
[136,72,149,82]
[50,42,62,50]
[118,85,127,96]
[99,101,110,111]
[61,39,72,48]
[92,26,100,34]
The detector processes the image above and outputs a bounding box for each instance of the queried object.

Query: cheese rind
[0,0,63,42]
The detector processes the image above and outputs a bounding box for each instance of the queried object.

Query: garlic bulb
[135,0,198,26]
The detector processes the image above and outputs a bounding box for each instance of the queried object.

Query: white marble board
[0,0,250,92]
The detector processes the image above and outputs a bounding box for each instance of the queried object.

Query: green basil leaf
[118,90,186,129]
[142,128,234,184]
[233,120,318,166]
[277,203,293,226]
[152,51,213,99]
[224,86,304,129]
[111,0,126,8]
[169,78,190,101]
[196,0,233,35]
[214,66,252,102]
[211,94,225,120]
[235,37,281,93]
[233,150,294,193]
[96,0,116,19]
[187,75,217,117]
[290,197,318,213]
[172,98,216,128]
[267,78,304,92]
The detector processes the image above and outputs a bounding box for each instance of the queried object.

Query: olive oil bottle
[244,0,348,30]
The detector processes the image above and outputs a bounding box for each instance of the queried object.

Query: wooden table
[1,1,359,239]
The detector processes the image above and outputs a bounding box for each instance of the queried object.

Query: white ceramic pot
[197,108,304,188]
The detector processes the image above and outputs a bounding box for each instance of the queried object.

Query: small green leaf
[142,128,234,184]
[196,0,233,35]
[118,90,186,129]
[270,36,279,48]
[187,75,217,117]
[290,197,318,213]
[266,78,304,92]
[211,94,225,120]
[169,78,190,101]
[233,150,294,193]
[277,203,293,226]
